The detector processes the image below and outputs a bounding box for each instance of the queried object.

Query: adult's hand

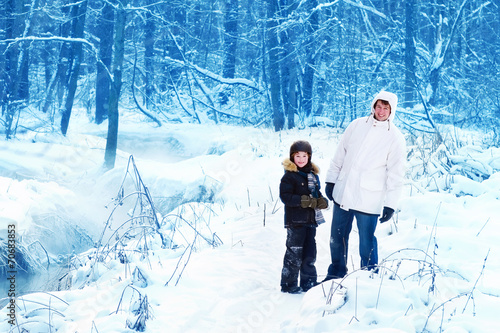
[379,207,395,223]
[325,182,335,201]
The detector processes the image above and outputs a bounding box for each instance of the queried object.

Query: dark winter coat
[279,158,323,228]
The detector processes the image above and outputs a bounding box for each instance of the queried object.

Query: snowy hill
[1,112,500,332]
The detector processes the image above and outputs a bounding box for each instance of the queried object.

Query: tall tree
[301,0,319,118]
[279,0,298,129]
[428,0,468,106]
[404,0,417,108]
[61,0,88,135]
[220,0,239,105]
[267,0,284,131]
[95,1,114,124]
[1,0,500,144]
[3,0,28,139]
[144,0,155,109]
[164,3,185,89]
[41,1,74,116]
[104,0,128,169]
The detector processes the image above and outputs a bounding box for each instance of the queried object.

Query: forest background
[1,0,500,166]
[2,1,500,331]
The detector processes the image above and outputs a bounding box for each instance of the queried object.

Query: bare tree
[404,0,417,108]
[143,0,156,110]
[61,0,88,135]
[266,0,284,131]
[301,0,319,118]
[2,0,29,139]
[220,0,239,105]
[95,1,114,125]
[105,0,128,169]
[0,0,499,144]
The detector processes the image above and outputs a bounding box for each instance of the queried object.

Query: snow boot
[301,281,319,292]
[281,285,302,294]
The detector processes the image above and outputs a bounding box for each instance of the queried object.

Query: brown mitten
[300,195,317,209]
[317,197,328,209]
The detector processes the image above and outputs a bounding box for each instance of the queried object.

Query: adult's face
[374,100,391,121]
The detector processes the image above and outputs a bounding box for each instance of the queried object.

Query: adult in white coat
[323,90,406,280]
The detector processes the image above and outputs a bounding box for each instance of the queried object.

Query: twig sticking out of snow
[165,234,197,287]
[422,292,471,332]
[85,156,170,285]
[116,284,153,332]
[475,218,490,237]
[462,249,490,314]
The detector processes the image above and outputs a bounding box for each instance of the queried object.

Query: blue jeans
[326,203,378,279]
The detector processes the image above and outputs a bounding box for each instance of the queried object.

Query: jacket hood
[282,158,319,174]
[371,90,398,122]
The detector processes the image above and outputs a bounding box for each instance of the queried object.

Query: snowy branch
[132,46,162,126]
[430,0,469,72]
[1,36,112,81]
[164,56,260,91]
[342,0,388,19]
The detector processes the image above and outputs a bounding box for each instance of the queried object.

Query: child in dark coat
[279,140,328,293]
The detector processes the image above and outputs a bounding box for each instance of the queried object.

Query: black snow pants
[280,226,317,289]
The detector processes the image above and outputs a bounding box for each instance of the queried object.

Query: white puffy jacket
[325,91,406,214]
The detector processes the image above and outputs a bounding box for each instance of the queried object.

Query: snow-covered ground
[1,110,500,332]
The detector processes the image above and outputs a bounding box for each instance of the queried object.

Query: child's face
[293,151,309,168]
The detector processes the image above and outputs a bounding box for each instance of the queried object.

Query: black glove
[325,182,335,201]
[301,195,317,209]
[317,197,329,209]
[379,207,395,223]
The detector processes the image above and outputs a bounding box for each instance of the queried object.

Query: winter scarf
[306,173,326,225]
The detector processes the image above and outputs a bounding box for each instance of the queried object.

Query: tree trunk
[404,0,416,108]
[429,0,467,106]
[95,2,114,124]
[42,0,73,115]
[284,49,297,130]
[220,0,238,105]
[104,1,127,169]
[267,0,284,131]
[429,2,444,106]
[166,3,185,89]
[3,0,19,139]
[3,0,27,139]
[144,0,155,110]
[17,43,30,102]
[278,0,297,129]
[302,0,319,118]
[15,0,31,102]
[61,1,88,135]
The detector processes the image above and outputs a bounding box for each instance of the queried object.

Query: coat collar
[367,114,392,130]
[282,158,320,174]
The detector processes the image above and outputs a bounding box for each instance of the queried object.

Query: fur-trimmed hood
[282,158,320,174]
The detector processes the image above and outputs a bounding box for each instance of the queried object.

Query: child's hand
[301,195,317,209]
[317,197,328,209]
